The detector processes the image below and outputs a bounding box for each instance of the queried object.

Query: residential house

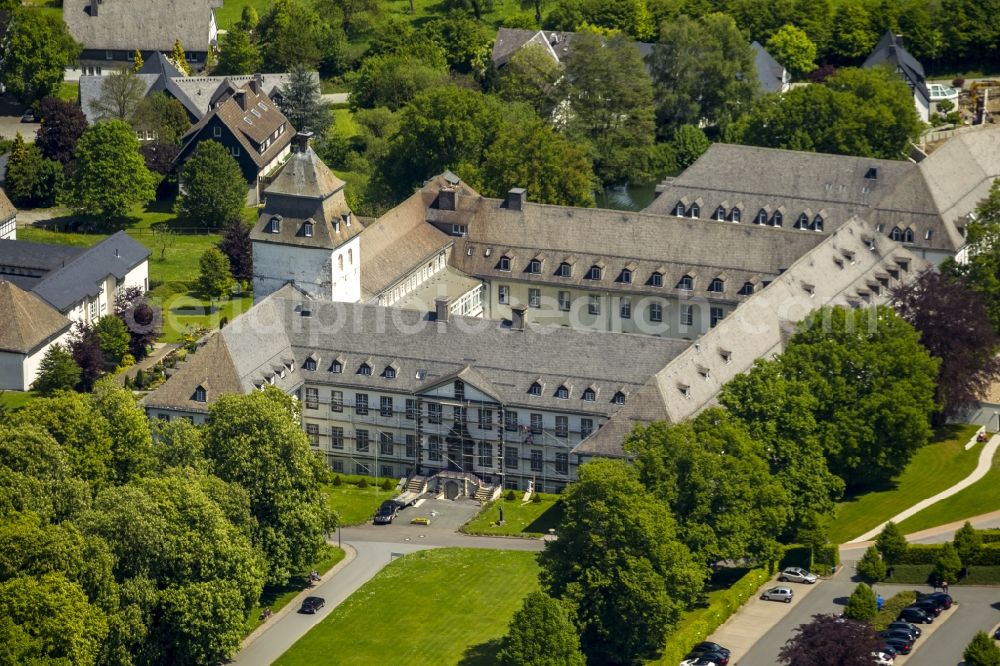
[63,0,222,76]
[0,281,73,391]
[173,78,294,205]
[863,31,931,122]
[751,41,791,93]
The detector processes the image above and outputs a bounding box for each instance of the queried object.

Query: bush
[812,543,840,575]
[872,590,917,631]
[332,475,342,486]
[896,544,941,565]
[933,543,962,584]
[357,477,368,489]
[780,546,812,570]
[970,543,1000,566]
[843,582,877,621]
[857,546,887,583]
[979,530,1000,544]
[532,493,542,503]
[963,630,1000,666]
[381,478,392,491]
[505,489,516,501]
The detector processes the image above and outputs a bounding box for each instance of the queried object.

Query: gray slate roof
[863,31,928,98]
[0,280,72,355]
[64,0,221,53]
[751,41,788,93]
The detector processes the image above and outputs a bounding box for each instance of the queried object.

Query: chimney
[507,188,527,211]
[294,130,313,153]
[511,304,527,331]
[233,89,247,111]
[435,296,450,323]
[252,73,263,94]
[439,187,456,211]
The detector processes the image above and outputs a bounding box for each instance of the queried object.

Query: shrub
[963,630,1000,666]
[843,582,877,621]
[857,546,887,583]
[780,546,812,570]
[812,543,840,576]
[332,475,342,486]
[979,530,1000,544]
[357,477,368,489]
[933,543,962,584]
[872,590,917,631]
[897,544,941,564]
[381,478,392,491]
[970,543,1000,566]
[532,493,542,503]
[506,489,516,501]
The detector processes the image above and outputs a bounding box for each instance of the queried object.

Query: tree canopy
[498,591,586,666]
[31,344,81,395]
[35,96,88,167]
[278,66,331,135]
[70,120,156,218]
[779,614,881,665]
[177,140,248,229]
[197,248,235,299]
[0,8,81,104]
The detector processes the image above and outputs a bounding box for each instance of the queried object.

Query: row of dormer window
[672,202,825,231]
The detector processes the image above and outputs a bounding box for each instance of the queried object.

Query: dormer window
[358,363,372,376]
[676,275,693,290]
[771,211,783,227]
[890,226,903,241]
[713,206,726,221]
[582,387,596,401]
[902,228,914,243]
[303,357,317,371]
[498,255,511,272]
[193,385,207,402]
[612,391,625,405]
[755,209,768,225]
[556,386,569,399]
[865,167,878,180]
[708,278,724,293]
[803,283,815,297]
[812,215,824,232]
[730,207,741,223]
[268,216,280,233]
[330,360,343,373]
[383,366,396,379]
[650,272,663,287]
[689,203,700,219]
[557,262,572,277]
[672,201,685,217]
[796,213,808,229]
[719,349,732,364]
[586,265,602,280]
[527,259,541,274]
[302,222,313,237]
[620,269,632,284]
[738,282,754,296]
[925,229,933,241]
[678,384,691,398]
[528,382,542,396]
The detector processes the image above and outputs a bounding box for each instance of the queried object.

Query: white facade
[331,235,361,303]
[254,236,361,304]
[0,329,72,391]
[0,216,14,240]
[61,260,149,326]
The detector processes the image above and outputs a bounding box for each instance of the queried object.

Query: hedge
[813,544,840,575]
[898,542,1000,566]
[979,530,1000,544]
[970,543,1000,565]
[658,567,771,665]
[872,590,918,631]
[780,546,812,570]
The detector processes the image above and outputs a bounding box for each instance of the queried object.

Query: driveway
[0,95,39,142]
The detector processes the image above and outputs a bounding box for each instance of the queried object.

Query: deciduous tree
[92,315,130,370]
[964,630,1000,666]
[4,134,62,207]
[425,11,493,75]
[218,218,254,284]
[130,92,191,146]
[31,344,81,396]
[114,286,160,360]
[498,591,585,666]
[350,53,448,111]
[215,27,262,75]
[258,0,347,74]
[496,43,564,119]
[875,521,908,567]
[766,24,817,77]
[0,8,81,104]
[856,545,887,583]
[829,0,877,60]
[933,542,962,584]
[198,248,235,299]
[778,614,881,665]
[35,97,88,168]
[67,322,104,391]
[943,179,1000,334]
[953,521,983,567]
[88,67,146,121]
[178,140,247,229]
[70,120,156,218]
[91,380,152,485]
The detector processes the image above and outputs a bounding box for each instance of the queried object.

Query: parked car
[373,500,400,524]
[19,109,36,123]
[298,596,325,614]
[682,651,729,666]
[920,592,952,609]
[897,606,933,624]
[911,599,943,617]
[688,642,730,658]
[760,586,794,603]
[883,637,912,655]
[871,651,894,665]
[680,659,719,666]
[881,628,917,644]
[887,621,921,638]
[778,567,818,584]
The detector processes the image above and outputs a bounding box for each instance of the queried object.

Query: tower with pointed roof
[250,132,361,302]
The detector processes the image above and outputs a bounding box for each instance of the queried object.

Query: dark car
[298,596,325,614]
[911,598,943,617]
[921,592,953,609]
[882,628,917,643]
[373,500,401,524]
[689,642,731,658]
[683,651,729,666]
[897,606,934,624]
[883,637,912,655]
[19,109,36,123]
[887,620,922,638]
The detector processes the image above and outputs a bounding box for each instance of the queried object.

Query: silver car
[778,567,818,584]
[761,586,794,603]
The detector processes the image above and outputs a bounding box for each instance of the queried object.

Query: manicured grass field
[275,548,540,666]
[245,544,346,635]
[322,480,396,526]
[216,0,272,28]
[896,445,1000,534]
[828,424,981,544]
[462,492,564,537]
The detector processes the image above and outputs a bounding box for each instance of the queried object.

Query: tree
[88,67,146,121]
[944,179,1000,334]
[177,140,247,229]
[349,53,449,111]
[670,124,711,171]
[35,97,88,168]
[115,286,160,360]
[496,43,564,119]
[933,542,962,584]
[218,218,254,283]
[563,31,656,185]
[238,5,260,32]
[67,322,105,392]
[215,27,262,75]
[425,11,493,75]
[543,0,654,39]
[198,249,235,300]
[132,49,143,72]
[277,66,330,135]
[779,307,938,487]
[31,344,81,395]
[875,522,908,567]
[92,315,130,370]
[140,141,182,175]
[766,24,817,77]
[628,409,789,564]
[0,8,81,104]
[71,120,156,218]
[650,13,759,134]
[829,0,877,60]
[130,92,191,146]
[498,591,585,666]
[843,582,877,621]
[520,0,549,25]
[204,388,336,584]
[171,39,191,76]
[3,134,62,207]
[258,0,347,74]
[894,271,1000,419]
[954,521,983,567]
[856,545,887,584]
[778,614,881,665]
[964,631,1000,666]
[91,379,152,485]
[539,459,705,664]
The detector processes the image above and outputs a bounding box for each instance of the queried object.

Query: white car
[871,651,894,665]
[778,567,817,584]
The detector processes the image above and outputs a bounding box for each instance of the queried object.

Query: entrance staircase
[406,475,428,494]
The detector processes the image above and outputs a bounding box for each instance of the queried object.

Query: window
[588,294,600,315]
[649,302,663,322]
[356,429,370,452]
[681,305,694,326]
[713,206,726,221]
[902,228,914,243]
[331,426,344,449]
[332,460,344,473]
[890,227,903,241]
[106,50,114,60]
[528,288,541,308]
[555,416,568,437]
[731,207,741,223]
[354,463,367,475]
[708,278,724,293]
[581,418,594,438]
[528,382,542,397]
[479,408,493,430]
[428,403,442,424]
[555,452,569,475]
[558,291,571,311]
[379,432,393,455]
[303,357,317,371]
[330,360,343,373]
[755,209,768,224]
[530,413,543,434]
[381,465,393,478]
[689,203,701,218]
[672,201,686,216]
[331,390,343,412]
[530,449,543,472]
[454,380,465,400]
[478,442,493,468]
[305,387,319,409]
[498,285,509,305]
[505,446,518,470]
[796,213,809,229]
[358,363,372,376]
[865,166,878,179]
[380,396,393,417]
[612,392,626,405]
[925,229,933,241]
[650,272,663,287]
[303,222,313,237]
[405,399,416,420]
[556,386,569,400]
[620,297,631,319]
[527,259,541,274]
[213,126,222,138]
[428,436,442,461]
[383,366,396,379]
[557,262,572,277]
[89,299,98,320]
[454,406,466,424]
[231,146,240,157]
[355,393,369,415]
[677,275,693,290]
[620,269,632,284]
[771,211,783,227]
[405,435,416,458]
[585,265,602,280]
[812,215,824,232]
[498,255,511,271]
[193,386,206,402]
[306,424,319,446]
[710,307,725,327]
[738,282,754,296]
[505,410,518,431]
[582,388,596,402]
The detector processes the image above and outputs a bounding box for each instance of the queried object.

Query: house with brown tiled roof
[0,281,73,391]
[173,77,294,205]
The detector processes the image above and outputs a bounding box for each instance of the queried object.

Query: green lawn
[215,0,272,28]
[332,107,359,137]
[322,481,396,526]
[461,492,564,537]
[245,544,346,635]
[0,391,39,411]
[896,445,1000,534]
[828,424,981,543]
[56,81,79,103]
[275,548,540,666]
